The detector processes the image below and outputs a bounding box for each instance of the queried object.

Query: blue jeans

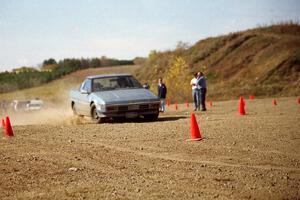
[200,88,207,110]
[160,98,166,112]
[192,89,200,109]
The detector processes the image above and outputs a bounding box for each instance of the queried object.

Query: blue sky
[0,0,299,71]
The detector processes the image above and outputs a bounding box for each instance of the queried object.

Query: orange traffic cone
[188,113,202,141]
[175,102,178,110]
[167,100,170,107]
[249,95,254,101]
[209,101,213,107]
[239,97,246,115]
[5,116,14,137]
[272,99,277,106]
[185,100,189,108]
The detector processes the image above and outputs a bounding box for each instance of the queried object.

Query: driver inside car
[93,82,102,92]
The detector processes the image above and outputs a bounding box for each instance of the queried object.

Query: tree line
[0,57,134,93]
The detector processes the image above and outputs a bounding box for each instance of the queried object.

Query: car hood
[92,88,159,104]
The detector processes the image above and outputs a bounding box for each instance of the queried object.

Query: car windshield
[92,76,142,92]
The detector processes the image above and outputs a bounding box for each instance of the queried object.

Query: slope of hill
[0,65,141,105]
[136,24,300,101]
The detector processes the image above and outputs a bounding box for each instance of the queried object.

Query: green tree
[43,58,57,66]
[90,58,101,68]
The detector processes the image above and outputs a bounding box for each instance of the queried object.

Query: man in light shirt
[190,72,200,111]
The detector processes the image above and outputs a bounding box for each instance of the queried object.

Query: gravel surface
[0,97,299,199]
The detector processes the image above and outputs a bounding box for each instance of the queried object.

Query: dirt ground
[0,97,299,200]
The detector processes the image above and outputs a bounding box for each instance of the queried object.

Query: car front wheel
[90,103,105,123]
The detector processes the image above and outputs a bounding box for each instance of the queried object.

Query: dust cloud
[0,84,84,125]
[0,98,90,126]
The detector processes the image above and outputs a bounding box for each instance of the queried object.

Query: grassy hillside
[136,23,300,101]
[0,65,141,105]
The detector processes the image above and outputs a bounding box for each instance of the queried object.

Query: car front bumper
[96,102,160,118]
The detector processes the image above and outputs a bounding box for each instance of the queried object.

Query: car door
[77,79,92,115]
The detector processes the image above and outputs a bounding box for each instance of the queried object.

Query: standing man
[197,72,207,111]
[190,72,200,111]
[157,77,167,112]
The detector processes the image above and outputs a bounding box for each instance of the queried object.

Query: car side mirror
[80,89,88,94]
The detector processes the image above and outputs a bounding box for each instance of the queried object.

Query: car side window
[81,79,92,93]
[79,82,84,90]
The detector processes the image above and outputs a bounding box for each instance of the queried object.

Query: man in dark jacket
[197,72,207,111]
[157,77,167,112]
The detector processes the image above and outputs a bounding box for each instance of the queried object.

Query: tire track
[90,141,300,172]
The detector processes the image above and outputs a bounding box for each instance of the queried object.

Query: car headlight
[96,103,106,112]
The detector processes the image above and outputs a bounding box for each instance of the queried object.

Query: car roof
[86,74,132,79]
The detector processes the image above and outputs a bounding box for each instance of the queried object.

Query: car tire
[90,103,105,123]
[143,112,159,121]
[72,103,77,115]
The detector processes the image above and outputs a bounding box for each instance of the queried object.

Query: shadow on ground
[157,116,187,122]
[101,116,187,124]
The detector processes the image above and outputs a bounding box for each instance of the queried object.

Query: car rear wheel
[72,103,83,117]
[91,103,105,123]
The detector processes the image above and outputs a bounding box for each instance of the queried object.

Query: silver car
[69,74,160,123]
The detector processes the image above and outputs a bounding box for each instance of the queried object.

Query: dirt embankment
[0,97,299,200]
[136,24,300,100]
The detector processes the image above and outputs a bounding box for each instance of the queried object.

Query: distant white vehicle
[13,99,44,111]
[26,99,44,111]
